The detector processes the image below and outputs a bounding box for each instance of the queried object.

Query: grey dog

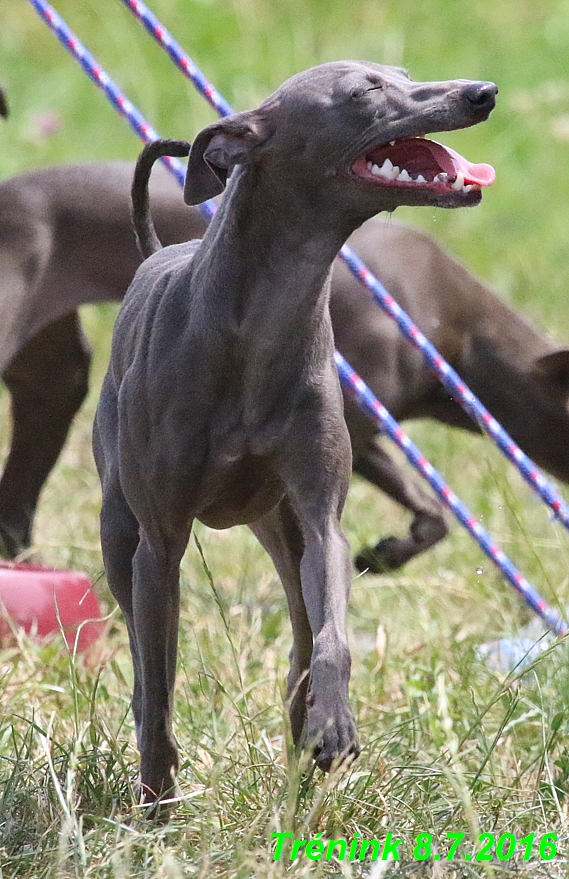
[92,61,496,803]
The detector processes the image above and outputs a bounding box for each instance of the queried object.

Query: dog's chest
[197,449,285,529]
[191,386,294,528]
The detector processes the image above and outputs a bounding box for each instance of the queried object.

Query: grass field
[1,0,569,875]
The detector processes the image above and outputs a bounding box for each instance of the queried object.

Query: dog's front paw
[304,696,359,772]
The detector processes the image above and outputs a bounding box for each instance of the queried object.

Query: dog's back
[331,219,569,483]
[0,162,207,372]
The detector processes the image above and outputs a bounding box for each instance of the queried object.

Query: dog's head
[184,61,497,222]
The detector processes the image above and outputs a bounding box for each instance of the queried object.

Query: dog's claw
[134,774,182,822]
[0,520,29,560]
[305,700,359,773]
[315,738,360,773]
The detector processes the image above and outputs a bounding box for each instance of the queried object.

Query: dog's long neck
[192,166,356,338]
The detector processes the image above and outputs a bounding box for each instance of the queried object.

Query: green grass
[1,0,569,875]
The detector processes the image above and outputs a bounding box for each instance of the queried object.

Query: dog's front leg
[251,488,358,771]
[295,500,359,771]
[275,385,359,771]
[0,313,91,557]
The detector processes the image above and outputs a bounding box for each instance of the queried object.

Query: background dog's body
[1,161,567,569]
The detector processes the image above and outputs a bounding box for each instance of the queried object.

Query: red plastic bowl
[0,563,105,652]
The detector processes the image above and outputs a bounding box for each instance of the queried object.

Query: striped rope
[27,0,569,634]
[26,0,216,214]
[120,0,569,534]
[336,352,568,635]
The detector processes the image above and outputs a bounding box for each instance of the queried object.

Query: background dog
[1,161,566,571]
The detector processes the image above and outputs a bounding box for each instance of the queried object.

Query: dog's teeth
[452,172,465,191]
[397,168,412,182]
[367,161,373,171]
[416,174,426,183]
[389,140,396,146]
[463,184,474,193]
[377,158,395,179]
[433,173,448,184]
[371,163,382,176]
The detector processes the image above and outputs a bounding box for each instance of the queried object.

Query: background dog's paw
[355,537,404,573]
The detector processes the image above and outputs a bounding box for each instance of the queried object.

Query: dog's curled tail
[131,138,191,259]
[0,86,9,119]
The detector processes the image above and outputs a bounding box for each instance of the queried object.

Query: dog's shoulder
[112,238,202,365]
[127,239,202,302]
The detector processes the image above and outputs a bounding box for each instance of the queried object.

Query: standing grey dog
[93,61,496,804]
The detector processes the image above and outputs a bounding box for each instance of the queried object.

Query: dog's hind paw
[133,774,182,822]
[355,537,405,574]
[355,511,448,574]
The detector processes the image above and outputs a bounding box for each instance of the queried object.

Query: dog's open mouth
[352,137,495,194]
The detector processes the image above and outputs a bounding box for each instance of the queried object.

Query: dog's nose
[463,81,498,111]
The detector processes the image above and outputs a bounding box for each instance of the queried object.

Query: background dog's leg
[249,498,313,746]
[0,313,91,557]
[353,439,448,573]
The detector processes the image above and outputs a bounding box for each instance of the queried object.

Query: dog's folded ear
[184,111,269,205]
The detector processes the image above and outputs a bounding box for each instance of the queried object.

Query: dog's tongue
[428,139,496,186]
[441,142,496,186]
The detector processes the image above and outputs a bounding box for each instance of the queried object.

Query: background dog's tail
[0,86,9,119]
[131,138,191,259]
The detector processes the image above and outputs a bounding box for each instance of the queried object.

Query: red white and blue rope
[26,0,569,635]
[335,352,566,634]
[26,0,217,216]
[119,0,569,536]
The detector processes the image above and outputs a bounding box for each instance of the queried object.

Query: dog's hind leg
[353,439,448,573]
[95,376,193,806]
[95,395,183,810]
[99,481,143,727]
[93,390,142,737]
[99,489,184,814]
[0,312,91,557]
[249,497,313,746]
[128,525,189,804]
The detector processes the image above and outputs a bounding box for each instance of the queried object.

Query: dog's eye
[351,82,384,99]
